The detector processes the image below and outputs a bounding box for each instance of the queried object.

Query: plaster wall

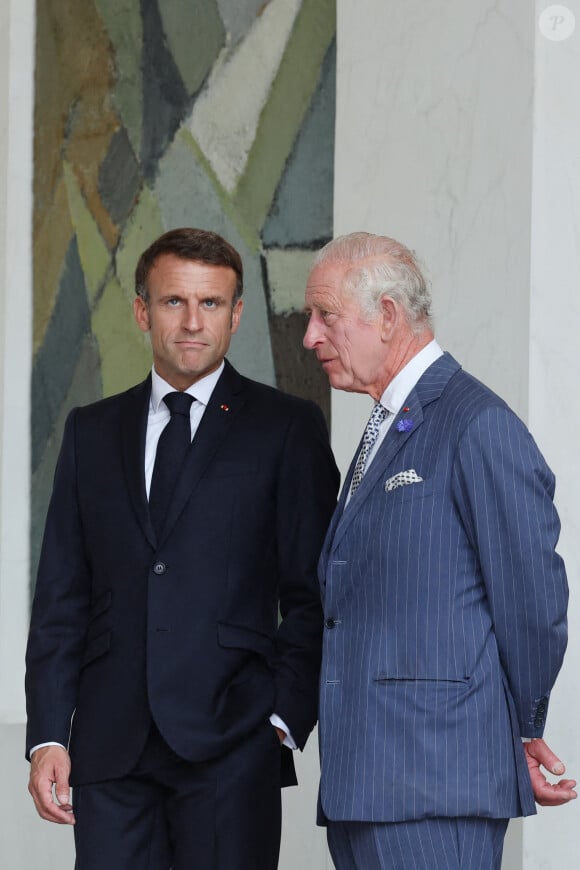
[332,1,579,867]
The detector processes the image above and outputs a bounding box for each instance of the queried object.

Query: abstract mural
[31,0,336,583]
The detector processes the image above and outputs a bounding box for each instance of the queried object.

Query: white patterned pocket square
[384,469,424,492]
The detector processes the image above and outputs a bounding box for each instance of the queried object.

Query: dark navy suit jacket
[26,360,339,787]
[318,353,568,822]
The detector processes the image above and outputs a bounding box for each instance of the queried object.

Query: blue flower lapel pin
[396,406,414,433]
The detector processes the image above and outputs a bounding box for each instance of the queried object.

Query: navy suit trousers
[73,719,282,870]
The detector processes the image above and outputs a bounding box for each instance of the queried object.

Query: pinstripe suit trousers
[328,817,509,870]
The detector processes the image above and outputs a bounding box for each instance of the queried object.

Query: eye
[166,297,181,307]
[202,298,224,310]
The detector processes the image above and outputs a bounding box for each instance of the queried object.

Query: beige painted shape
[62,161,111,306]
[92,276,151,397]
[265,248,315,315]
[115,185,164,299]
[189,0,302,193]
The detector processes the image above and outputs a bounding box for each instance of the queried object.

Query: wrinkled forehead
[306,260,348,297]
[306,259,372,312]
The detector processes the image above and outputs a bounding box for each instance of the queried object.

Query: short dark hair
[134,228,244,302]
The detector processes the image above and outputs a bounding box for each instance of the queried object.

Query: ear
[379,295,398,340]
[230,298,243,334]
[133,296,150,333]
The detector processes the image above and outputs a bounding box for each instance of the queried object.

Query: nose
[182,303,201,332]
[303,315,321,349]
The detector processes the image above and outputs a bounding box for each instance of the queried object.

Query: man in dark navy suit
[304,231,575,869]
[26,227,339,869]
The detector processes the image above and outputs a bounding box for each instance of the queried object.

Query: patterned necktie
[149,391,194,538]
[349,402,388,496]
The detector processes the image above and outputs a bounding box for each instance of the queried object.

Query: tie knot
[163,391,194,417]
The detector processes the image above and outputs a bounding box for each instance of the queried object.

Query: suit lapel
[329,353,461,554]
[155,360,246,546]
[120,376,157,548]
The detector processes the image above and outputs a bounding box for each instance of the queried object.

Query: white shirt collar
[150,361,225,412]
[380,340,443,414]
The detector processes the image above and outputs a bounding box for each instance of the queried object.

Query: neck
[371,329,434,400]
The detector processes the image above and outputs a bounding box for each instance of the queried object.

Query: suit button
[153,561,166,575]
[325,618,337,629]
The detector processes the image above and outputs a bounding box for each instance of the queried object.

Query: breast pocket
[383,477,434,503]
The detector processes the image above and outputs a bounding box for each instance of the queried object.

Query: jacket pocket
[374,674,470,685]
[217,622,275,659]
[383,477,434,503]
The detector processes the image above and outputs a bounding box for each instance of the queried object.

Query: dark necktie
[149,391,194,538]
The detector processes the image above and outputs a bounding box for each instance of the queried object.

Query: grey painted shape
[159,0,225,95]
[98,126,142,227]
[155,133,275,385]
[262,39,335,248]
[217,0,267,50]
[140,0,190,181]
[30,335,102,590]
[31,238,92,473]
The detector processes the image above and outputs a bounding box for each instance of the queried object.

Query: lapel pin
[220,404,230,412]
[403,406,410,412]
[396,418,414,433]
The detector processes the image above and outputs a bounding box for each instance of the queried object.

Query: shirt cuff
[29,742,67,756]
[269,714,297,750]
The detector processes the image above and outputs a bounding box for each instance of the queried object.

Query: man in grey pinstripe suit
[304,232,576,869]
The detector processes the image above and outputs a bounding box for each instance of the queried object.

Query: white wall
[332,1,579,868]
[525,2,580,866]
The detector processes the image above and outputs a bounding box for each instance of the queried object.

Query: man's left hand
[524,738,577,806]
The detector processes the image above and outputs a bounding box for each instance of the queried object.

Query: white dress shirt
[346,340,443,505]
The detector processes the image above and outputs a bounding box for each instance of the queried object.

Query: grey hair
[313,232,432,332]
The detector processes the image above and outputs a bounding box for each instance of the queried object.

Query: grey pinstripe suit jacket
[318,353,568,823]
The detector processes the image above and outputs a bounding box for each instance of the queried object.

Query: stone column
[0,0,34,725]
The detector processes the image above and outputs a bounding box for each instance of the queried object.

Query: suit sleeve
[452,405,568,738]
[273,402,339,749]
[25,409,92,757]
